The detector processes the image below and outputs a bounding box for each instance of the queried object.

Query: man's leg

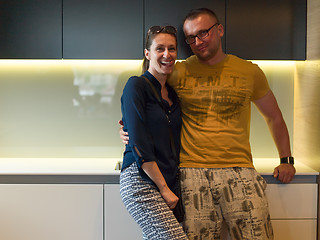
[218,168,274,240]
[180,168,224,240]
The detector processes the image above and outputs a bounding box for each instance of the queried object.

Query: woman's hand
[159,185,179,209]
[141,161,178,209]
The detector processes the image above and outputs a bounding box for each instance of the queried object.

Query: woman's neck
[147,69,172,105]
[148,70,167,89]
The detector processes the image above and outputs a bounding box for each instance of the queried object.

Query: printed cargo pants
[180,167,274,240]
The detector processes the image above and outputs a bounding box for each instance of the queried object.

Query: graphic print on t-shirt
[176,71,251,124]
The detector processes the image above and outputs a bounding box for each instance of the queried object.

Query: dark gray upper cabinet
[0,0,307,60]
[226,0,306,60]
[144,1,225,60]
[0,0,62,59]
[63,0,143,59]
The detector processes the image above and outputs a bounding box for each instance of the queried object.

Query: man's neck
[199,52,227,66]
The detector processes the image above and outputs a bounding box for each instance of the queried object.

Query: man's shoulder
[168,57,196,85]
[228,54,258,67]
[175,55,197,67]
[227,54,262,74]
[174,55,201,75]
[228,54,251,64]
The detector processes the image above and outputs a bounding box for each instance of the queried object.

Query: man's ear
[217,24,224,37]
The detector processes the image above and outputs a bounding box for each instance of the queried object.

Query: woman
[119,26,187,240]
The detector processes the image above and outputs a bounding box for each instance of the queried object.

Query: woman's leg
[120,163,188,240]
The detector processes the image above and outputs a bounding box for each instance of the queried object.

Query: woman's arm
[141,161,178,209]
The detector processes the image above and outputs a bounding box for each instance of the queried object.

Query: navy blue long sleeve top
[120,71,181,190]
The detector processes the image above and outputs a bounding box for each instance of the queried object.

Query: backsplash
[0,60,294,159]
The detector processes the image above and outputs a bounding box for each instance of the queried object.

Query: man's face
[183,14,223,62]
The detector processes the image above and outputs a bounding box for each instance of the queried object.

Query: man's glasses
[185,23,220,45]
[148,25,177,35]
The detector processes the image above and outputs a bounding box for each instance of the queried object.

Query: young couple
[119,8,295,240]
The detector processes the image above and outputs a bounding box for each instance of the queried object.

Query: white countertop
[254,158,318,175]
[0,157,317,176]
[0,158,121,175]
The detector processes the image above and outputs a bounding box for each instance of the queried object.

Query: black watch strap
[280,156,294,165]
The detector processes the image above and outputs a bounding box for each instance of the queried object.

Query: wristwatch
[280,156,294,165]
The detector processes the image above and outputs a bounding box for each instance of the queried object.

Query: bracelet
[280,156,294,165]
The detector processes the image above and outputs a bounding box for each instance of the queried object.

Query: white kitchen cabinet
[0,184,103,240]
[271,219,317,240]
[220,182,318,240]
[104,184,142,240]
[266,183,317,240]
[266,184,317,218]
[0,180,315,240]
[103,183,318,240]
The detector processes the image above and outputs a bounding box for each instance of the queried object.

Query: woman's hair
[142,25,177,73]
[183,8,220,24]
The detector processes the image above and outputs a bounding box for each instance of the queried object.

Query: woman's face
[145,33,177,78]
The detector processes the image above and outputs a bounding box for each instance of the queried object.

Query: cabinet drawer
[265,184,317,219]
[271,219,317,240]
[0,184,103,240]
[104,184,142,240]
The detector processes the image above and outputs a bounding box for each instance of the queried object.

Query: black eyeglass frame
[185,22,220,45]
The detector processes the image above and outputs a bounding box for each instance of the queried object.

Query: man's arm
[118,120,129,144]
[253,90,296,183]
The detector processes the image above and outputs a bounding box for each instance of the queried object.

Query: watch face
[280,157,294,164]
[289,157,294,165]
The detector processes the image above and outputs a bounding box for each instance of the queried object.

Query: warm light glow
[0,59,143,68]
[252,60,296,67]
[0,59,295,67]
[62,59,143,68]
[0,59,295,158]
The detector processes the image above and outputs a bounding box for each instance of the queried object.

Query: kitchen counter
[0,158,317,184]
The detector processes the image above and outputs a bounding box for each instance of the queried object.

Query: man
[120,8,295,240]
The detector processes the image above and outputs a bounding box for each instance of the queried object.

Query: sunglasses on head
[148,25,177,35]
